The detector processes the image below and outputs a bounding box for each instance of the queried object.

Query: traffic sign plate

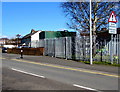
[109,22,117,34]
[108,11,117,23]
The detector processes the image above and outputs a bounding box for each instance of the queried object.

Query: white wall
[3,45,16,48]
[31,31,41,41]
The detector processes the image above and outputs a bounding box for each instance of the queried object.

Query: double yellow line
[10,58,120,78]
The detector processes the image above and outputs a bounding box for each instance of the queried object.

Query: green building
[39,30,76,39]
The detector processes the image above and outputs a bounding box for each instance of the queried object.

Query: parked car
[2,47,7,53]
[17,46,31,48]
[22,46,31,48]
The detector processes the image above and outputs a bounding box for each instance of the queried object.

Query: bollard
[20,49,23,59]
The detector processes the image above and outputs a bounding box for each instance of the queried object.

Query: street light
[90,0,93,65]
[16,34,21,47]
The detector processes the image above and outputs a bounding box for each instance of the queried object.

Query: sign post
[108,11,117,64]
[110,35,113,64]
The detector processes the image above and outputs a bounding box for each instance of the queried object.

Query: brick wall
[7,47,44,56]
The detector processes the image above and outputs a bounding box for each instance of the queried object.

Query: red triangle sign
[108,11,117,23]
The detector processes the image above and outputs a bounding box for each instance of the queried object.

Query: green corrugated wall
[45,31,59,38]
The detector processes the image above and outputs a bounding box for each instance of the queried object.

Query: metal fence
[30,34,120,64]
[94,34,120,64]
[45,37,72,59]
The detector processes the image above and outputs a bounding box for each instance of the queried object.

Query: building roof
[0,38,9,40]
[22,29,39,39]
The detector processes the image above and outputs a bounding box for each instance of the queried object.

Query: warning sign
[109,11,117,34]
[108,11,117,23]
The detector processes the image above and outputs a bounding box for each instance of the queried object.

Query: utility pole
[90,0,93,65]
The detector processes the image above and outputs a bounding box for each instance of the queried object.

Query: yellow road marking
[10,58,120,78]
[0,57,6,59]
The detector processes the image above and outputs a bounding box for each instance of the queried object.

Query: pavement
[2,53,119,74]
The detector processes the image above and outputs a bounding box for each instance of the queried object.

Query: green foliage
[79,60,120,67]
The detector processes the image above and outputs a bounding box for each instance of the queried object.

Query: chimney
[31,29,36,33]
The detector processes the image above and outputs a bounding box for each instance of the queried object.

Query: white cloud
[58,28,67,31]
[57,28,77,32]
[0,35,8,38]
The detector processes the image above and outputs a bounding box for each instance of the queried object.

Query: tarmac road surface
[0,54,120,91]
[1,53,119,91]
[2,67,84,90]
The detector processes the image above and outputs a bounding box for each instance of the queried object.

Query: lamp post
[16,34,21,47]
[90,0,93,65]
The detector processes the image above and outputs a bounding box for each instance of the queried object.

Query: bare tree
[61,1,120,56]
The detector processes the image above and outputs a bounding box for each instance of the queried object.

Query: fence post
[116,34,119,64]
[71,37,76,60]
[119,34,120,64]
[44,39,46,56]
[100,41,103,62]
[83,36,85,61]
[65,37,67,59]
[54,38,56,57]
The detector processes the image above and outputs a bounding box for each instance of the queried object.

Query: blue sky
[2,2,120,38]
[2,2,73,38]
[0,2,2,38]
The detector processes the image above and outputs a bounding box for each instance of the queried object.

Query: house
[21,29,41,47]
[6,38,22,46]
[0,37,22,48]
[0,38,9,47]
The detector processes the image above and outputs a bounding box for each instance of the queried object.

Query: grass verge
[79,61,120,67]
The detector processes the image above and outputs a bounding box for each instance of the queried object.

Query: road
[3,67,84,90]
[1,54,119,91]
[2,53,118,74]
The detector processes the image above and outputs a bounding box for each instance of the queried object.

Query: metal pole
[110,34,113,64]
[90,0,93,65]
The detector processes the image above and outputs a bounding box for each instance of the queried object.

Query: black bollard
[20,49,23,59]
